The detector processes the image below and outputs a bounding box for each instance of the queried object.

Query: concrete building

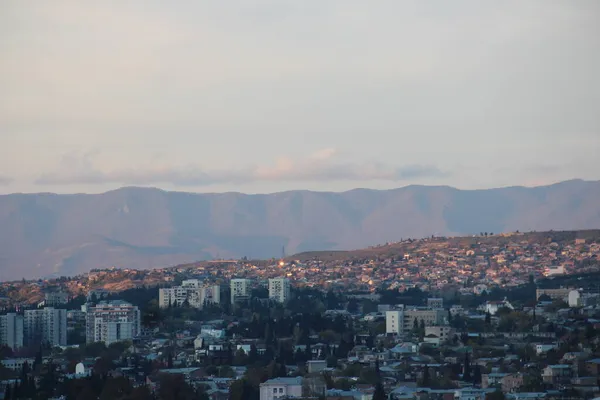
[427,298,444,309]
[230,279,252,303]
[404,307,446,329]
[259,377,303,400]
[386,309,404,335]
[0,313,24,350]
[86,300,140,345]
[268,278,291,303]
[536,288,571,301]
[424,325,455,344]
[158,281,220,309]
[44,291,69,307]
[24,307,67,347]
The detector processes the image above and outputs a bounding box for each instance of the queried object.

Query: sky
[1,1,599,194]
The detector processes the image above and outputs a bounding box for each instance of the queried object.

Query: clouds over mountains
[35,149,447,187]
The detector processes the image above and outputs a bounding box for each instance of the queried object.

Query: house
[479,299,514,315]
[542,364,572,385]
[307,360,327,374]
[259,377,303,400]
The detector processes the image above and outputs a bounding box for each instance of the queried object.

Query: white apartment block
[0,313,24,350]
[86,300,140,345]
[24,307,67,347]
[386,310,404,335]
[230,279,252,303]
[158,280,221,309]
[268,278,291,303]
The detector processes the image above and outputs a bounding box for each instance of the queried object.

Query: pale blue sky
[1,1,599,194]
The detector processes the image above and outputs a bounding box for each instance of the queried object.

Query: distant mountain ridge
[1,179,599,280]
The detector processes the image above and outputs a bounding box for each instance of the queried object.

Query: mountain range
[1,179,599,280]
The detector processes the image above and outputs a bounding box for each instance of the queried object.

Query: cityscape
[0,231,599,399]
[2,1,599,399]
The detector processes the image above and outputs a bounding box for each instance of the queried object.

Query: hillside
[1,179,600,280]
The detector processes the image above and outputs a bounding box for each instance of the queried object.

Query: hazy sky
[1,1,599,194]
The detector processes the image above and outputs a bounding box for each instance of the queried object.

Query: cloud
[35,150,448,187]
[0,176,12,185]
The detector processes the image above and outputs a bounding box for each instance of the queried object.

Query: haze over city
[1,0,600,195]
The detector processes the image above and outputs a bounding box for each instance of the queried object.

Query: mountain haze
[1,179,599,280]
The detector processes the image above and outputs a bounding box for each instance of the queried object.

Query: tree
[473,365,482,385]
[372,382,386,400]
[487,390,506,400]
[421,365,430,387]
[463,352,471,381]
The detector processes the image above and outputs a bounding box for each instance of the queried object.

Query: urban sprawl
[0,231,600,400]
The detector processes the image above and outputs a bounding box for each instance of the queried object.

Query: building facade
[259,377,303,400]
[24,307,67,347]
[158,280,221,309]
[268,278,291,303]
[0,313,24,350]
[386,310,404,335]
[86,300,141,345]
[230,279,252,303]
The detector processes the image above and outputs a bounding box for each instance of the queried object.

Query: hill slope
[1,179,599,280]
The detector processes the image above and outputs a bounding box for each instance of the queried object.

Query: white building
[0,313,24,350]
[427,298,444,309]
[24,307,67,347]
[479,299,514,315]
[386,310,404,335]
[159,281,221,309]
[268,278,291,303]
[86,300,140,345]
[544,265,565,276]
[230,279,252,303]
[259,377,303,400]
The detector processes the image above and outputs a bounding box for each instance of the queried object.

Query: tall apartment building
[230,279,252,303]
[158,280,221,309]
[0,313,24,350]
[86,300,140,345]
[24,307,67,347]
[386,309,404,335]
[44,291,69,307]
[268,278,291,303]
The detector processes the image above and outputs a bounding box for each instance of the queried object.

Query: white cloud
[35,149,447,186]
[0,176,12,185]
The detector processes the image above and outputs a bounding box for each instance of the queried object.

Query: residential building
[479,299,514,315]
[230,279,251,303]
[159,281,220,309]
[403,307,445,330]
[268,278,290,303]
[0,313,23,350]
[386,310,404,335]
[24,307,67,347]
[536,288,571,301]
[427,298,444,309]
[44,291,69,306]
[424,325,455,343]
[259,377,303,400]
[86,300,140,345]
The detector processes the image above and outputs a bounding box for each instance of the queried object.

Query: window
[273,388,277,393]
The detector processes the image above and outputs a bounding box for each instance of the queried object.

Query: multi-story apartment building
[44,291,69,307]
[386,309,404,335]
[86,300,140,345]
[0,313,24,350]
[230,279,252,303]
[268,278,291,303]
[158,280,221,309]
[404,307,446,330]
[24,307,67,347]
